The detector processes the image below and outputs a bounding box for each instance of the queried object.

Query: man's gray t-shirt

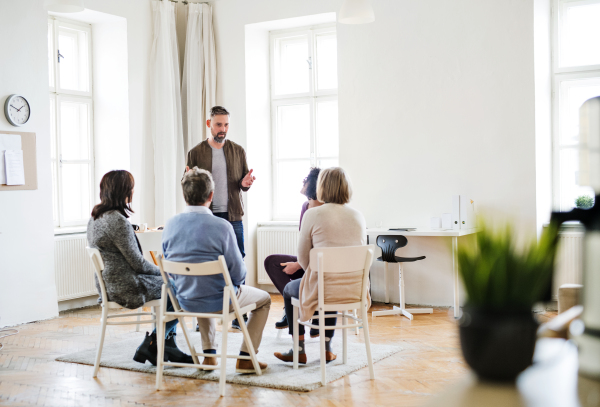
[210,145,228,213]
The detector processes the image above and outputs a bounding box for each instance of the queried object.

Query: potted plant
[457,221,559,381]
[575,195,594,209]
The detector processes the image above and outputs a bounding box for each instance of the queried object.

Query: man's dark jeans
[283,279,337,338]
[213,212,245,259]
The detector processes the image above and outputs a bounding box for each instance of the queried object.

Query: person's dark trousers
[264,254,304,294]
[214,212,245,259]
[283,279,336,338]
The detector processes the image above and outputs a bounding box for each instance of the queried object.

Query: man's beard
[213,132,226,143]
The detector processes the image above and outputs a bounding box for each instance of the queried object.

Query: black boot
[133,331,159,366]
[275,310,288,329]
[231,313,248,331]
[164,332,193,364]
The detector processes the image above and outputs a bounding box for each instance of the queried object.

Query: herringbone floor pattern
[0,295,555,407]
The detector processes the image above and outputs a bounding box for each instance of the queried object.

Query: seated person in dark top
[263,167,322,332]
[86,170,192,366]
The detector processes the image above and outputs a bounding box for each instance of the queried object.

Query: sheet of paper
[5,150,25,185]
[0,134,22,184]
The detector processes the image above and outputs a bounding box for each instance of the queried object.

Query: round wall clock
[4,94,31,127]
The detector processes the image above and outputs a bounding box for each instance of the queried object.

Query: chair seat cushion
[377,255,426,263]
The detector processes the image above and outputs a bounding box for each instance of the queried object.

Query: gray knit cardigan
[87,210,162,309]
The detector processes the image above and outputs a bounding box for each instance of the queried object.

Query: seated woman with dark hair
[86,170,192,366]
[264,167,322,331]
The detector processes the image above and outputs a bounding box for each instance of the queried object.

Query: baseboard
[58,295,99,312]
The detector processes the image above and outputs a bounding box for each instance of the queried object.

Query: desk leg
[452,236,460,319]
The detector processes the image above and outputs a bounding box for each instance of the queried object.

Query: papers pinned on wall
[0,133,22,185]
[5,150,25,185]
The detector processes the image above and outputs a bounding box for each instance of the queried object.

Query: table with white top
[366,228,478,318]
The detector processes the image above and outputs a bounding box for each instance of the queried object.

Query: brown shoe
[236,359,267,374]
[201,356,218,370]
[326,351,337,363]
[274,351,307,364]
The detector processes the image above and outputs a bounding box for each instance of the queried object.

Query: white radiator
[256,226,300,284]
[553,230,584,299]
[54,234,97,301]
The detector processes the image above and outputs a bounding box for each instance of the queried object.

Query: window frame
[269,24,338,221]
[551,0,600,211]
[48,16,95,229]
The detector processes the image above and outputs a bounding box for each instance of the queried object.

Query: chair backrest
[376,235,408,262]
[86,247,108,304]
[156,255,234,312]
[309,245,374,307]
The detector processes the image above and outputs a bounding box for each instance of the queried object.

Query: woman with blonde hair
[274,167,367,364]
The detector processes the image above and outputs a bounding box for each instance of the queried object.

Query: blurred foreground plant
[458,221,560,312]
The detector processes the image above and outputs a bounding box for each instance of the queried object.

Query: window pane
[61,163,91,223]
[48,21,54,88]
[559,2,600,68]
[274,35,309,95]
[58,25,90,92]
[50,97,56,160]
[275,160,311,219]
[559,147,596,211]
[316,32,338,90]
[59,100,91,160]
[316,99,339,158]
[276,104,311,159]
[559,78,600,146]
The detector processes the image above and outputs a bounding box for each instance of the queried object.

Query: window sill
[54,226,87,236]
[257,221,299,227]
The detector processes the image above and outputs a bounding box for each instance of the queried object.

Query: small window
[48,17,94,228]
[270,25,339,220]
[553,0,600,211]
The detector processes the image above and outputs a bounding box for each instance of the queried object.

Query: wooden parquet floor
[0,295,556,407]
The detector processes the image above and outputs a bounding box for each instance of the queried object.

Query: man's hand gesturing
[241,169,256,188]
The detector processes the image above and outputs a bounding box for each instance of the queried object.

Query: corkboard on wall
[0,130,37,191]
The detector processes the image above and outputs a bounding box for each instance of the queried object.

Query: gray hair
[182,167,215,206]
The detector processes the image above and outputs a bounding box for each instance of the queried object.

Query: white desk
[366,228,478,318]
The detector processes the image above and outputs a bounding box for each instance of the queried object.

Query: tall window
[48,18,94,228]
[553,0,600,210]
[270,25,339,220]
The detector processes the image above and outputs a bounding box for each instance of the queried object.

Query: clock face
[5,95,31,126]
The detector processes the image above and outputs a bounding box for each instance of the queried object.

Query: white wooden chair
[135,230,163,331]
[85,247,160,378]
[292,245,375,385]
[155,255,262,397]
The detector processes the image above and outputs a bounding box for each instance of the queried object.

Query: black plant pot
[459,307,538,382]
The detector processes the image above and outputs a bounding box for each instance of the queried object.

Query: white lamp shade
[44,0,84,13]
[339,0,375,24]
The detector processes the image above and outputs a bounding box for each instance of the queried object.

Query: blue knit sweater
[162,206,245,312]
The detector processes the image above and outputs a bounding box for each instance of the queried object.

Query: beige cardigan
[297,203,368,321]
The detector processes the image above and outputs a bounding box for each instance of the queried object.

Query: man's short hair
[182,167,215,206]
[210,106,230,117]
[316,167,353,205]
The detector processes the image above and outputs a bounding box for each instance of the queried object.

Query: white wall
[0,0,154,326]
[0,0,59,327]
[211,0,543,305]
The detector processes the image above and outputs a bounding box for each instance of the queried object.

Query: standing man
[186,106,255,330]
[186,106,255,259]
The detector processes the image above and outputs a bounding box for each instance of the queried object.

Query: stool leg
[384,262,390,304]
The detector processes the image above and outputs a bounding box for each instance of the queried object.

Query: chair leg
[93,306,108,378]
[152,306,157,331]
[293,305,299,370]
[155,312,165,390]
[220,316,228,397]
[178,316,199,366]
[399,263,406,311]
[384,262,390,304]
[362,304,375,380]
[276,309,285,339]
[354,309,359,335]
[136,307,141,332]
[320,311,326,386]
[342,311,348,365]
